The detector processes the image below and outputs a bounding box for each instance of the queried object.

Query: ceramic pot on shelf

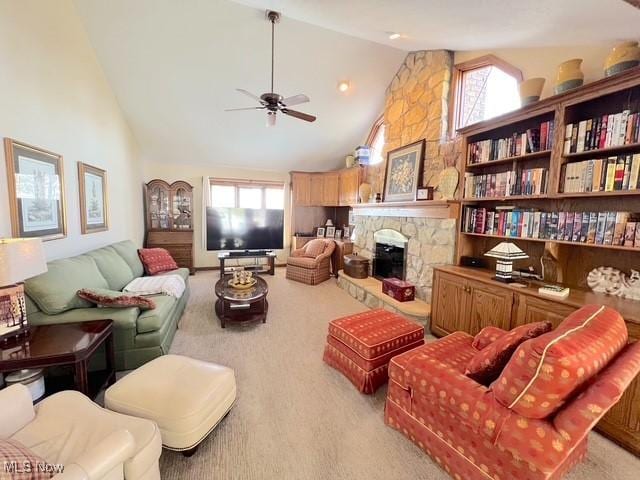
[554,59,584,94]
[358,182,372,203]
[518,77,545,106]
[604,41,640,77]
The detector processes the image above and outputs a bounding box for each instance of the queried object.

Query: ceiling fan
[225,10,316,126]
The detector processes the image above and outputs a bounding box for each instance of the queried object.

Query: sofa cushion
[25,255,109,314]
[138,248,178,276]
[493,305,628,419]
[136,295,177,334]
[157,267,190,282]
[465,321,551,385]
[472,326,508,350]
[303,239,327,258]
[87,246,136,290]
[0,439,53,479]
[77,288,156,310]
[287,256,318,269]
[111,240,144,278]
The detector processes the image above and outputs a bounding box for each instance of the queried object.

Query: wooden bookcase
[440,67,640,456]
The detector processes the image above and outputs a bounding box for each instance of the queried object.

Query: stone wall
[365,50,462,197]
[352,215,457,301]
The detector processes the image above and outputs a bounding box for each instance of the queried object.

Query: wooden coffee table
[215,276,269,328]
[0,320,115,400]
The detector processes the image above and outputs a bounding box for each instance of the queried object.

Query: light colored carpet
[160,269,640,480]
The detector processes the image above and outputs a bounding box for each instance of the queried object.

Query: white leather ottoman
[104,354,236,456]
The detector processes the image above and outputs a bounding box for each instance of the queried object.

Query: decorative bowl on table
[228,278,257,290]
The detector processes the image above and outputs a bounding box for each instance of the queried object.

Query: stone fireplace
[372,229,408,280]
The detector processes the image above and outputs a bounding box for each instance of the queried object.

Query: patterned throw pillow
[138,248,178,275]
[465,321,552,385]
[77,288,156,310]
[0,439,54,479]
[472,326,508,350]
[303,239,327,258]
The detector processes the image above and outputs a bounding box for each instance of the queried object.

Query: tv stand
[218,251,276,278]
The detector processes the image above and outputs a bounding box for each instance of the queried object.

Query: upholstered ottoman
[105,354,236,456]
[323,309,424,394]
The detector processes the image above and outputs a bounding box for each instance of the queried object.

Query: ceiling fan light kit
[225,10,316,126]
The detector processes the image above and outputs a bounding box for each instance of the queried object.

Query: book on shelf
[560,153,640,193]
[563,109,639,155]
[538,285,570,299]
[464,167,548,199]
[467,120,554,164]
[462,206,638,248]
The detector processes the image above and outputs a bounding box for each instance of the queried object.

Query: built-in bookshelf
[457,66,640,289]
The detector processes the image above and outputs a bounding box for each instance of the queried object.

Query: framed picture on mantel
[383,139,425,202]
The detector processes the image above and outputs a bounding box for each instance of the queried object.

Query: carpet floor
[159,270,640,480]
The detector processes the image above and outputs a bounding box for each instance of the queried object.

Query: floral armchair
[385,305,640,480]
[286,239,335,285]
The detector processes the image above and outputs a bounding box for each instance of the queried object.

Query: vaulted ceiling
[74,0,640,172]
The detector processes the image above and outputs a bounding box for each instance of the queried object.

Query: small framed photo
[416,186,434,201]
[78,162,108,234]
[326,226,336,238]
[335,229,342,239]
[316,227,325,237]
[343,226,351,239]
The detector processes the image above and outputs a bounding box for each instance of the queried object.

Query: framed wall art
[78,162,108,234]
[383,139,425,202]
[4,138,67,240]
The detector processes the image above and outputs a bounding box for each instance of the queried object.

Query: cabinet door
[309,174,324,206]
[339,168,360,205]
[291,173,311,206]
[431,271,468,337]
[512,295,576,329]
[467,279,513,335]
[322,173,340,206]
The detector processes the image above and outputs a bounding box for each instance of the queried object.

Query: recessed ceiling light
[337,80,350,92]
[388,32,401,40]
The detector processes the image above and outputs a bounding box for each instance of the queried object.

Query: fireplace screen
[372,229,408,280]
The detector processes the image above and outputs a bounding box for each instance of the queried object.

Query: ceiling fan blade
[281,108,316,122]
[236,88,266,104]
[281,94,309,107]
[224,106,266,111]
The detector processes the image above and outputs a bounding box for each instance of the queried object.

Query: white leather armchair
[0,385,162,480]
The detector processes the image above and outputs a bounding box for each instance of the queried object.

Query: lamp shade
[0,238,48,286]
[484,242,529,260]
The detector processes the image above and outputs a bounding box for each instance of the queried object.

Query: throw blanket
[123,274,185,299]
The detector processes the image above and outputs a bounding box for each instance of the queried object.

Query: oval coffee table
[214,276,269,328]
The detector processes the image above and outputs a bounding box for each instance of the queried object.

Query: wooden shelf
[461,231,640,252]
[562,142,640,160]
[465,150,552,169]
[350,200,459,219]
[556,189,640,199]
[462,194,548,203]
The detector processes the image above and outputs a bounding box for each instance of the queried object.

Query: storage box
[382,278,415,302]
[343,254,369,279]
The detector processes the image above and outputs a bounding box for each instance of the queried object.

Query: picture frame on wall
[4,138,67,241]
[78,162,108,234]
[383,139,425,202]
[343,226,350,240]
[326,226,336,238]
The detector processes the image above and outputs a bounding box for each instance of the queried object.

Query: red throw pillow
[472,326,508,350]
[138,248,178,275]
[77,288,156,310]
[465,321,552,385]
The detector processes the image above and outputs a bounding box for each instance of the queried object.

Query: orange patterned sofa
[286,239,335,285]
[385,304,640,480]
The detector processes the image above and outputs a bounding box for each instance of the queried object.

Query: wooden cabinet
[339,167,360,205]
[291,173,311,206]
[513,295,576,328]
[144,179,194,274]
[322,173,340,206]
[309,174,324,206]
[431,272,470,336]
[467,280,513,334]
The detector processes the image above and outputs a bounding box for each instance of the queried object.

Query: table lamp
[0,238,47,342]
[484,242,528,283]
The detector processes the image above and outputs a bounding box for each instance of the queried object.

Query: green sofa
[24,240,189,370]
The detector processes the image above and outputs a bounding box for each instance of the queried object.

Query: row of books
[561,154,640,193]
[462,206,640,248]
[563,110,640,155]
[467,120,554,164]
[463,168,549,199]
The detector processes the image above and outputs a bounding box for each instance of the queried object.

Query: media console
[218,251,276,278]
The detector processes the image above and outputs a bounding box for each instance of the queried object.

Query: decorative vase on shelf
[345,155,356,168]
[358,182,372,203]
[554,59,584,94]
[604,41,640,77]
[518,77,545,106]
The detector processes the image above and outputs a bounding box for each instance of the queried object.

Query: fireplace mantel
[350,200,459,219]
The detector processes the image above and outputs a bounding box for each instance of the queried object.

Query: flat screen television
[206,207,284,251]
